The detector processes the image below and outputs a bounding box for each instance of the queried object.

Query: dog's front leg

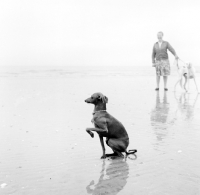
[86,128,95,138]
[99,135,106,159]
[183,76,188,92]
[86,127,108,138]
[187,77,190,93]
[86,119,108,137]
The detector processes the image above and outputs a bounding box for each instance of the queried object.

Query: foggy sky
[0,0,200,66]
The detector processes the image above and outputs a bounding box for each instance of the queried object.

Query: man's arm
[167,42,178,59]
[152,44,156,63]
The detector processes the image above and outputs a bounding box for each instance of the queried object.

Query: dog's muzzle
[85,99,90,103]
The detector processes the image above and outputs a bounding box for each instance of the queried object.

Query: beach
[0,65,200,195]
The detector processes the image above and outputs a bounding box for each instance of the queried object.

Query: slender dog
[85,92,137,159]
[174,59,199,93]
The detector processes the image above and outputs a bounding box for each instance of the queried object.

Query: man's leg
[156,75,160,89]
[163,76,168,89]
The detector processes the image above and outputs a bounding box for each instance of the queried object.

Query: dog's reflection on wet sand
[86,156,136,195]
[174,92,199,120]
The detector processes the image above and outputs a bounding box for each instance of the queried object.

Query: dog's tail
[125,149,137,155]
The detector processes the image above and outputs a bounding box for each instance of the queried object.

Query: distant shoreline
[0,65,199,78]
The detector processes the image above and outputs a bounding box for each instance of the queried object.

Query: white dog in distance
[174,59,199,93]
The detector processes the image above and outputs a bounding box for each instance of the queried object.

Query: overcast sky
[0,0,200,66]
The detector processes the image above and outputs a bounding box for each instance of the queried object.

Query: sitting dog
[85,92,137,159]
[174,59,199,93]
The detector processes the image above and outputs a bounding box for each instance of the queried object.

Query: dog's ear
[98,94,108,103]
[103,96,108,103]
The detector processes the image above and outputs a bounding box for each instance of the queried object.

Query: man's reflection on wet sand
[151,91,169,124]
[86,159,129,195]
[150,91,170,145]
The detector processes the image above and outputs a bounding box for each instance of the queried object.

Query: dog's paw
[100,155,106,159]
[90,132,94,138]
[86,129,94,138]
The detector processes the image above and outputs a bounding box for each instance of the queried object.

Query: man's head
[157,31,164,42]
[85,92,108,105]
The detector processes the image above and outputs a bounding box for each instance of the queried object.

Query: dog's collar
[92,110,107,115]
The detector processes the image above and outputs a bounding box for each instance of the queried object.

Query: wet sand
[0,66,200,195]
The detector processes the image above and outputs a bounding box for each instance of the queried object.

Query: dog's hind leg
[174,78,181,91]
[104,138,118,157]
[105,150,124,158]
[105,151,119,157]
[106,138,128,158]
[193,77,199,93]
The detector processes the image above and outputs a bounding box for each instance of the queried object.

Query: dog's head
[186,62,192,69]
[85,92,108,105]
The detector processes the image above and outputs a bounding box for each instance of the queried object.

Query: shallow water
[0,66,200,195]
